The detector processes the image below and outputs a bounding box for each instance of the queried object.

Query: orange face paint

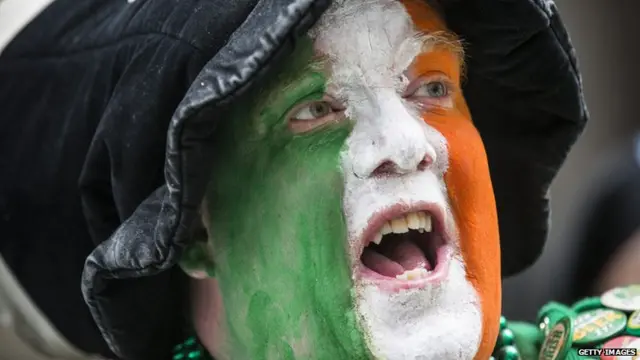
[402,1,502,359]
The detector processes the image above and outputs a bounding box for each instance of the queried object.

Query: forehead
[311,1,418,85]
[309,0,458,88]
[312,1,416,60]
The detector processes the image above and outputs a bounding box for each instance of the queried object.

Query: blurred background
[502,0,640,321]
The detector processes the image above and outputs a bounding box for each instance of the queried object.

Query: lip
[353,202,452,292]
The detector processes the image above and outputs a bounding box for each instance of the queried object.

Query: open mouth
[356,204,451,290]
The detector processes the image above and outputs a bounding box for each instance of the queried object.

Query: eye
[403,74,455,110]
[288,97,345,134]
[294,101,333,120]
[414,81,448,98]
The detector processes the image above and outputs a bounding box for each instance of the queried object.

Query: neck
[186,306,519,360]
[191,278,229,360]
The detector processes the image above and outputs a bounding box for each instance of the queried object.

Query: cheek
[424,108,501,360]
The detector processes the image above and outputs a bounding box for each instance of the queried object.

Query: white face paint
[311,1,482,359]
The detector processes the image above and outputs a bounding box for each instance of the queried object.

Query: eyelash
[404,75,456,109]
[406,74,454,94]
[287,97,346,134]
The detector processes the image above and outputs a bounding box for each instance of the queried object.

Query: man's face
[191,1,501,359]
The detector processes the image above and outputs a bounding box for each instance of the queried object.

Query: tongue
[361,237,432,277]
[385,238,432,271]
[361,248,404,277]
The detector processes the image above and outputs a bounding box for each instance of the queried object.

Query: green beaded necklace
[491,316,522,360]
[172,336,212,360]
[173,315,522,360]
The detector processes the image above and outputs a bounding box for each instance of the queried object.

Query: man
[0,0,588,359]
[176,1,497,358]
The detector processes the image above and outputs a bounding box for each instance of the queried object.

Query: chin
[344,173,483,360]
[355,259,482,360]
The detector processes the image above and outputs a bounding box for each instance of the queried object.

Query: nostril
[372,160,397,176]
[416,156,432,171]
[370,152,434,177]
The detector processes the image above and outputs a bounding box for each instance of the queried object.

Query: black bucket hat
[0,0,587,358]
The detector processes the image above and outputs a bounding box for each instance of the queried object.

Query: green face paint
[201,39,370,360]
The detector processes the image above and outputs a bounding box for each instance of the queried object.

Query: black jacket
[0,0,587,359]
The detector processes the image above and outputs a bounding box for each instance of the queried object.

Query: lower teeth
[395,267,430,280]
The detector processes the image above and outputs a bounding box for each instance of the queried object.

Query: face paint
[197,39,370,360]
[311,1,482,359]
[188,1,499,359]
[402,1,502,359]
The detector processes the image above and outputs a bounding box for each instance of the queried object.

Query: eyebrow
[417,30,465,63]
[308,53,331,72]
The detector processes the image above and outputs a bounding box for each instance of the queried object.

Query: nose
[350,116,438,178]
[347,90,440,179]
[371,154,433,176]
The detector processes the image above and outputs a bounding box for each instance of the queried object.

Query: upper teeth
[371,211,432,245]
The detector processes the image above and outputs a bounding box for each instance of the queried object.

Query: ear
[179,240,216,279]
[179,217,216,279]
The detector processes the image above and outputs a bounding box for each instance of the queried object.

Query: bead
[498,328,516,346]
[173,354,184,360]
[185,337,196,346]
[493,316,523,360]
[500,316,508,331]
[188,350,202,359]
[497,345,520,360]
